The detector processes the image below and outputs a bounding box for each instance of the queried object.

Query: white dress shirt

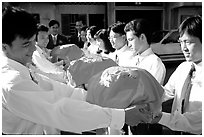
[114,44,133,67]
[2,56,125,134]
[51,34,58,45]
[159,61,202,134]
[32,45,66,83]
[87,43,99,55]
[125,48,166,85]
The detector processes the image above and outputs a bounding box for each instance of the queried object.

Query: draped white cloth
[86,66,164,114]
[2,56,125,134]
[68,55,118,86]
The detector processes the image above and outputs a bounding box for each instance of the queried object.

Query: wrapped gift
[68,56,118,87]
[51,44,84,61]
[86,66,164,116]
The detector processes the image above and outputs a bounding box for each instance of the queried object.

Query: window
[61,14,86,36]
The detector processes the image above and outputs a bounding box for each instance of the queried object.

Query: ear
[2,43,9,53]
[122,35,127,41]
[139,33,147,42]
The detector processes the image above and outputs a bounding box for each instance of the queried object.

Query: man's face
[126,30,142,54]
[75,21,83,32]
[109,30,126,50]
[49,24,59,35]
[5,35,36,66]
[179,31,202,62]
[80,30,87,42]
[37,31,49,48]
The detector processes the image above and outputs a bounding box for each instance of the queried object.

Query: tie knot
[189,63,196,77]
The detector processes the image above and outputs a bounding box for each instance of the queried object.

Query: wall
[57,4,105,26]
[17,3,56,26]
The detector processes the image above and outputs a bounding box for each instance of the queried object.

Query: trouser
[174,131,198,135]
[130,123,163,135]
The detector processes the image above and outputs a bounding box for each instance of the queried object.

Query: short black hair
[81,26,88,32]
[75,18,85,25]
[109,21,126,35]
[37,24,49,32]
[2,6,38,45]
[48,19,60,27]
[94,29,115,53]
[124,19,152,45]
[179,15,202,43]
[36,24,49,41]
[86,26,100,38]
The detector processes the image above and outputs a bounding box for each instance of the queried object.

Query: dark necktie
[115,54,119,64]
[29,69,38,84]
[181,63,195,114]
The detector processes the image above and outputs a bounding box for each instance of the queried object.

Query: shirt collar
[51,34,58,38]
[2,55,31,78]
[116,44,129,54]
[35,44,42,52]
[134,47,153,57]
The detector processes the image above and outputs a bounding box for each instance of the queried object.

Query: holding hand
[150,112,163,124]
[125,104,153,126]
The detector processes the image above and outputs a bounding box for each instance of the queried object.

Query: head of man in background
[75,19,84,35]
[49,20,60,36]
[124,19,152,56]
[109,21,127,50]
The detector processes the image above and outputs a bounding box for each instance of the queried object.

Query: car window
[161,30,179,44]
[151,30,168,43]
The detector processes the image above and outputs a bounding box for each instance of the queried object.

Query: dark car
[151,29,185,62]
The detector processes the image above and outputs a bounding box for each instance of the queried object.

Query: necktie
[115,54,119,64]
[181,63,195,114]
[78,36,81,42]
[28,66,39,84]
[53,36,57,45]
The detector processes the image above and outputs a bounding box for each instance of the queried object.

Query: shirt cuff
[110,109,125,130]
[159,112,171,126]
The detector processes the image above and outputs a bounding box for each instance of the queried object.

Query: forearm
[159,110,202,134]
[6,90,124,133]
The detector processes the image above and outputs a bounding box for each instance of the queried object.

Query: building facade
[3,2,202,37]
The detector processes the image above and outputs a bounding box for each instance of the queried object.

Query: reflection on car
[151,29,185,62]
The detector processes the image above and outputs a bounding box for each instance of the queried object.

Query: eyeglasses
[178,39,195,46]
[108,35,122,40]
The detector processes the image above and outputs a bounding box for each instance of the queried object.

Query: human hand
[150,112,163,124]
[125,104,152,126]
[63,57,70,70]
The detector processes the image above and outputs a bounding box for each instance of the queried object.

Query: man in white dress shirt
[32,24,68,83]
[150,15,202,135]
[124,19,166,85]
[109,21,133,66]
[124,19,166,134]
[2,6,151,135]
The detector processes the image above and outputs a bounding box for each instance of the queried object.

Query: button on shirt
[2,56,125,134]
[126,48,166,85]
[160,61,202,134]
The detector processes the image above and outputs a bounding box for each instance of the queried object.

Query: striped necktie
[28,67,39,84]
[53,36,57,45]
[181,63,195,113]
[170,63,196,115]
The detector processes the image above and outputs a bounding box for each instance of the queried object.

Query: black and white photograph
[2,1,202,135]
